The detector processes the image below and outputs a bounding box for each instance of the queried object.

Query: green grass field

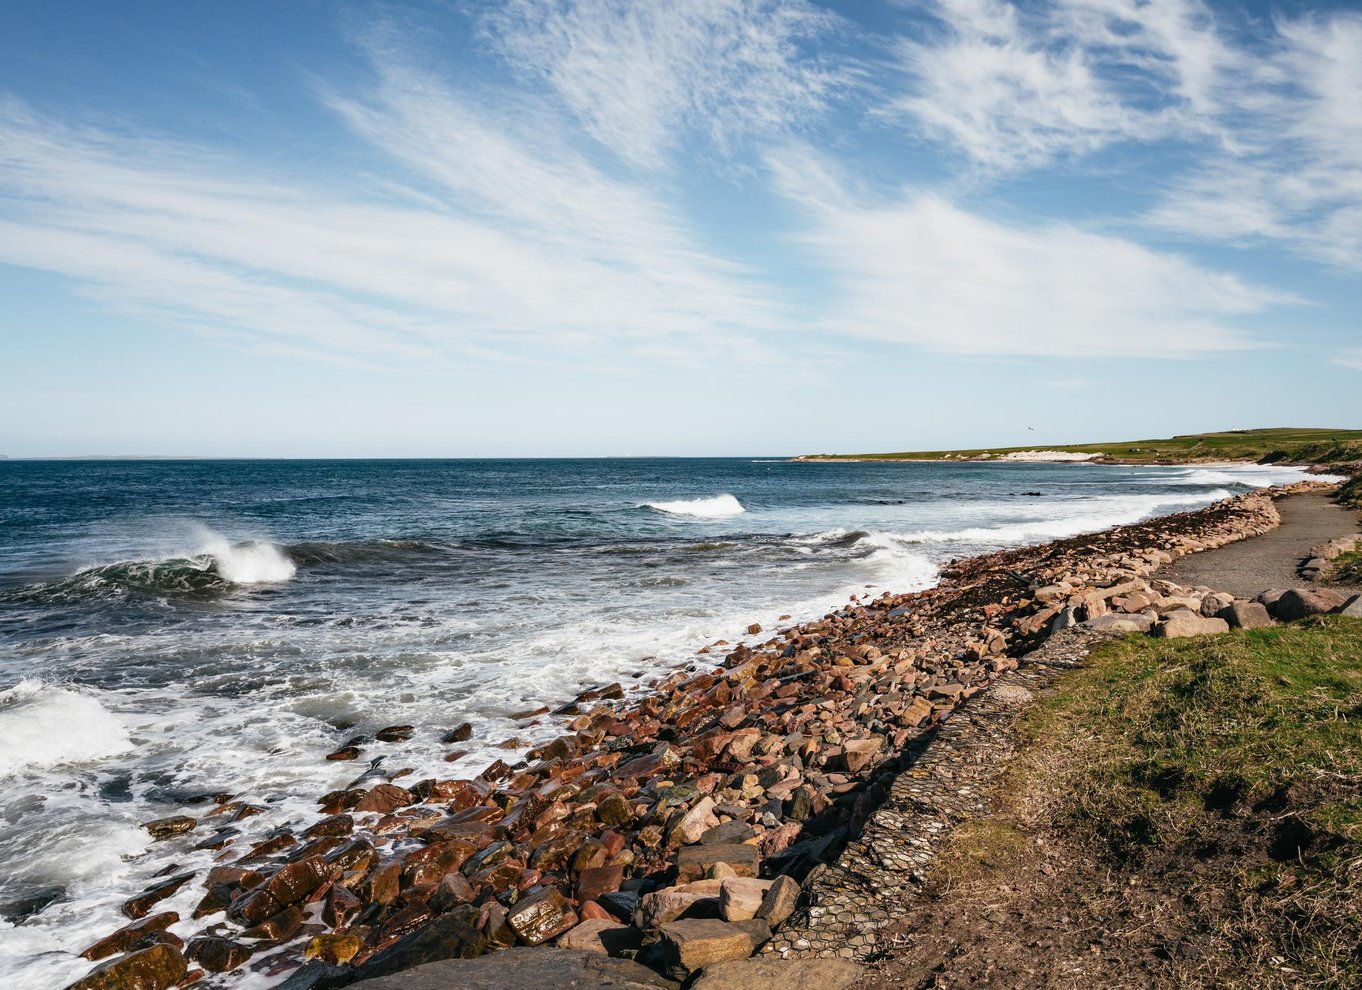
[799,427,1362,465]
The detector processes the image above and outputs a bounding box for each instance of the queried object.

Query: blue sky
[0,0,1358,457]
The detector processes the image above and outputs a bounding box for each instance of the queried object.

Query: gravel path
[1160,492,1361,598]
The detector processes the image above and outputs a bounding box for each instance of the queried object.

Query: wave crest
[0,680,133,778]
[643,494,746,518]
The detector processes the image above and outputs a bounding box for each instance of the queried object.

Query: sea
[0,457,1321,985]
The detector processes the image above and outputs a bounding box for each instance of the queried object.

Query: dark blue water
[0,457,1312,985]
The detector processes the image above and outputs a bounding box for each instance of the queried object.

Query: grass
[940,618,1362,987]
[1330,550,1362,584]
[799,427,1362,465]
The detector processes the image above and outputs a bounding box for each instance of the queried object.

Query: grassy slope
[942,619,1362,987]
[800,427,1362,464]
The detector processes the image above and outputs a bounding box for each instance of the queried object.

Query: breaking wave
[0,681,133,778]
[642,494,746,518]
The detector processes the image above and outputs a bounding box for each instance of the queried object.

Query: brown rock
[441,723,474,743]
[305,933,363,965]
[756,875,801,928]
[676,843,758,883]
[506,887,579,946]
[658,919,752,978]
[1217,600,1273,629]
[430,872,476,912]
[355,783,413,814]
[690,957,862,990]
[719,877,771,922]
[81,912,179,962]
[122,873,194,920]
[241,905,304,941]
[1154,611,1229,638]
[185,937,252,974]
[556,918,642,956]
[143,816,196,841]
[1271,587,1347,621]
[577,865,625,903]
[376,724,414,742]
[65,943,187,990]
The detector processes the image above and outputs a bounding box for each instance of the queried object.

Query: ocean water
[0,457,1318,984]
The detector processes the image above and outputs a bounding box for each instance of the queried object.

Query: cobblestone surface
[763,629,1104,960]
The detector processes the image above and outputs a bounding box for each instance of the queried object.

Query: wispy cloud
[478,0,847,167]
[768,146,1288,357]
[1334,348,1362,371]
[883,0,1362,270]
[0,46,785,368]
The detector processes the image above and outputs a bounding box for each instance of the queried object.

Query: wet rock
[122,873,194,920]
[350,906,487,982]
[275,961,352,990]
[441,723,473,744]
[325,747,362,761]
[81,912,180,962]
[719,877,772,922]
[756,875,801,928]
[430,872,476,913]
[376,725,414,742]
[505,887,579,946]
[352,948,678,990]
[657,918,753,979]
[305,933,362,965]
[1271,587,1347,621]
[304,814,354,839]
[241,904,304,941]
[323,884,362,929]
[690,957,863,990]
[577,865,625,903]
[143,816,196,841]
[185,936,252,973]
[354,784,412,814]
[65,943,187,990]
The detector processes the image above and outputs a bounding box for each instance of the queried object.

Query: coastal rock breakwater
[64,482,1334,990]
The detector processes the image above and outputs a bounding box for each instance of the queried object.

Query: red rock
[122,873,194,920]
[80,912,180,961]
[65,943,187,990]
[326,747,362,761]
[376,725,414,742]
[241,904,304,941]
[577,865,625,903]
[505,887,578,946]
[355,784,413,814]
[185,936,252,973]
[143,816,197,840]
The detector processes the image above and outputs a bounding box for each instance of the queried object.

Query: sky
[0,0,1359,457]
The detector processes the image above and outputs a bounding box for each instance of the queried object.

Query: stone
[1271,588,1347,621]
[690,957,863,990]
[354,784,412,814]
[1217,600,1273,630]
[676,843,759,882]
[837,738,881,773]
[1086,612,1154,634]
[350,906,487,982]
[577,865,625,903]
[65,944,187,990]
[185,936,252,973]
[376,724,414,742]
[657,919,753,979]
[506,887,579,946]
[1338,594,1362,618]
[304,933,362,965]
[430,872,476,913]
[1256,588,1288,608]
[81,912,179,961]
[1200,592,1236,617]
[989,684,1034,705]
[122,873,194,920]
[719,877,772,922]
[672,796,718,844]
[352,948,678,990]
[755,875,801,928]
[556,918,643,956]
[442,723,474,743]
[637,884,721,929]
[143,816,196,840]
[1154,611,1229,639]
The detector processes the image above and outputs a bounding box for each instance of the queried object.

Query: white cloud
[1334,348,1362,371]
[768,147,1287,357]
[478,0,845,167]
[0,54,785,368]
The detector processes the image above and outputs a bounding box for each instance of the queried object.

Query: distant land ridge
[795,427,1362,466]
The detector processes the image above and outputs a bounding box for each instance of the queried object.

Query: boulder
[143,816,196,840]
[80,912,179,961]
[1217,600,1273,630]
[355,949,678,989]
[65,944,187,990]
[556,918,643,956]
[350,906,487,982]
[672,797,718,845]
[676,843,759,883]
[657,919,753,979]
[506,887,579,946]
[755,875,801,929]
[121,873,194,920]
[1200,592,1235,617]
[1154,611,1229,639]
[185,936,252,973]
[637,882,722,929]
[1271,588,1347,621]
[719,878,771,922]
[690,957,863,990]
[1338,594,1362,618]
[1085,613,1154,634]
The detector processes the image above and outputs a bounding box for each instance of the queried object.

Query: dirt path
[1160,492,1360,597]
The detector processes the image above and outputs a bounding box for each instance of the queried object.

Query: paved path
[1161,492,1361,598]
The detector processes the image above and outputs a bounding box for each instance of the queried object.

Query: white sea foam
[643,494,746,518]
[195,529,296,583]
[0,681,134,778]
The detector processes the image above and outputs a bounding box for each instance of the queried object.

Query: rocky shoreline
[66,480,1355,990]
